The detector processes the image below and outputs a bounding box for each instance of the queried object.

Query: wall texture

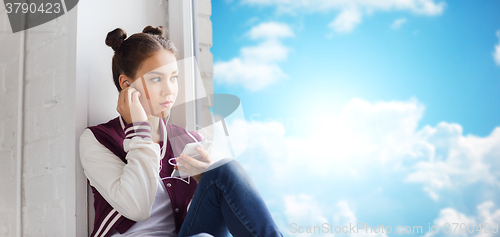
[0,3,24,236]
[198,0,214,90]
[0,3,78,237]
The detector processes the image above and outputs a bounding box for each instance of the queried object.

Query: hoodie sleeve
[79,121,161,222]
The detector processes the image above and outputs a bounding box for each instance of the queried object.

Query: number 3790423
[443,223,498,234]
[5,3,61,14]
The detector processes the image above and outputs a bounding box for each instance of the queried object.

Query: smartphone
[175,140,212,178]
[181,140,212,161]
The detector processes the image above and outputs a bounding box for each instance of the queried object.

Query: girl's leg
[179,158,283,237]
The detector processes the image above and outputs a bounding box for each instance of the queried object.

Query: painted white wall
[0,3,25,237]
[0,2,78,236]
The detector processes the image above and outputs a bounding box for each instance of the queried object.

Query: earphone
[125,81,130,85]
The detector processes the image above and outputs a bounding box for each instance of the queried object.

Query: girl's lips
[160,101,173,108]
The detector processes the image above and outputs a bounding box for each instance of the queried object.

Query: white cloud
[248,22,294,40]
[246,97,429,180]
[230,97,500,237]
[214,22,292,91]
[493,31,500,66]
[333,201,357,228]
[282,196,388,237]
[284,194,329,225]
[391,18,407,29]
[328,8,363,33]
[426,208,475,237]
[234,97,500,201]
[241,0,446,15]
[282,194,334,237]
[477,201,500,230]
[425,201,500,237]
[241,0,445,33]
[240,39,290,63]
[213,49,288,92]
[406,124,500,201]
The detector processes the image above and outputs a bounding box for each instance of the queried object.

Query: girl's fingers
[131,90,140,103]
[176,164,201,177]
[127,87,134,104]
[178,154,203,169]
[126,87,132,103]
[176,155,194,170]
[177,154,208,175]
[176,162,198,176]
[195,147,213,164]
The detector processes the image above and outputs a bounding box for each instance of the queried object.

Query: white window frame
[168,0,198,131]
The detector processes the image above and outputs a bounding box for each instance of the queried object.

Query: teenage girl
[78,25,283,237]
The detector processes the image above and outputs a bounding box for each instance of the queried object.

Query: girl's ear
[119,75,130,89]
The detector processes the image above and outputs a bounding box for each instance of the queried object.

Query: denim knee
[202,158,252,188]
[217,159,245,177]
[207,157,233,171]
[215,159,256,188]
[188,233,214,237]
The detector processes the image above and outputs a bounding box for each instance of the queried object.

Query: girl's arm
[79,121,160,222]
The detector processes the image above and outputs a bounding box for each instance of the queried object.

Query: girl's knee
[204,158,251,184]
[218,159,242,173]
[218,159,252,181]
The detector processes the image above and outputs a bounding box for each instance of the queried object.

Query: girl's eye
[171,76,178,82]
[150,77,161,82]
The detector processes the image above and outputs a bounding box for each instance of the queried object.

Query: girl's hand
[117,85,148,125]
[175,146,214,182]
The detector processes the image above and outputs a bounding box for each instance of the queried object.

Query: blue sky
[210,1,500,236]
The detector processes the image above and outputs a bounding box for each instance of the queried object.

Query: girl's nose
[161,83,173,95]
[161,87,172,96]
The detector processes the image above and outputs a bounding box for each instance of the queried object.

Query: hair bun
[143,26,166,38]
[105,28,127,52]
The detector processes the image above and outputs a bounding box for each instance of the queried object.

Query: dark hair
[105,25,178,93]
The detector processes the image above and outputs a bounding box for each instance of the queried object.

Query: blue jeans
[180,158,283,237]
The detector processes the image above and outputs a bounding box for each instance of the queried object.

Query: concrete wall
[0,3,78,237]
[0,0,213,236]
[0,3,23,235]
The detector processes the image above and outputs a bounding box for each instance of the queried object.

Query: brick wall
[0,3,23,236]
[0,3,78,236]
[198,0,214,88]
[196,0,215,136]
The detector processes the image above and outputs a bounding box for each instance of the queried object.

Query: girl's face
[127,49,179,118]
